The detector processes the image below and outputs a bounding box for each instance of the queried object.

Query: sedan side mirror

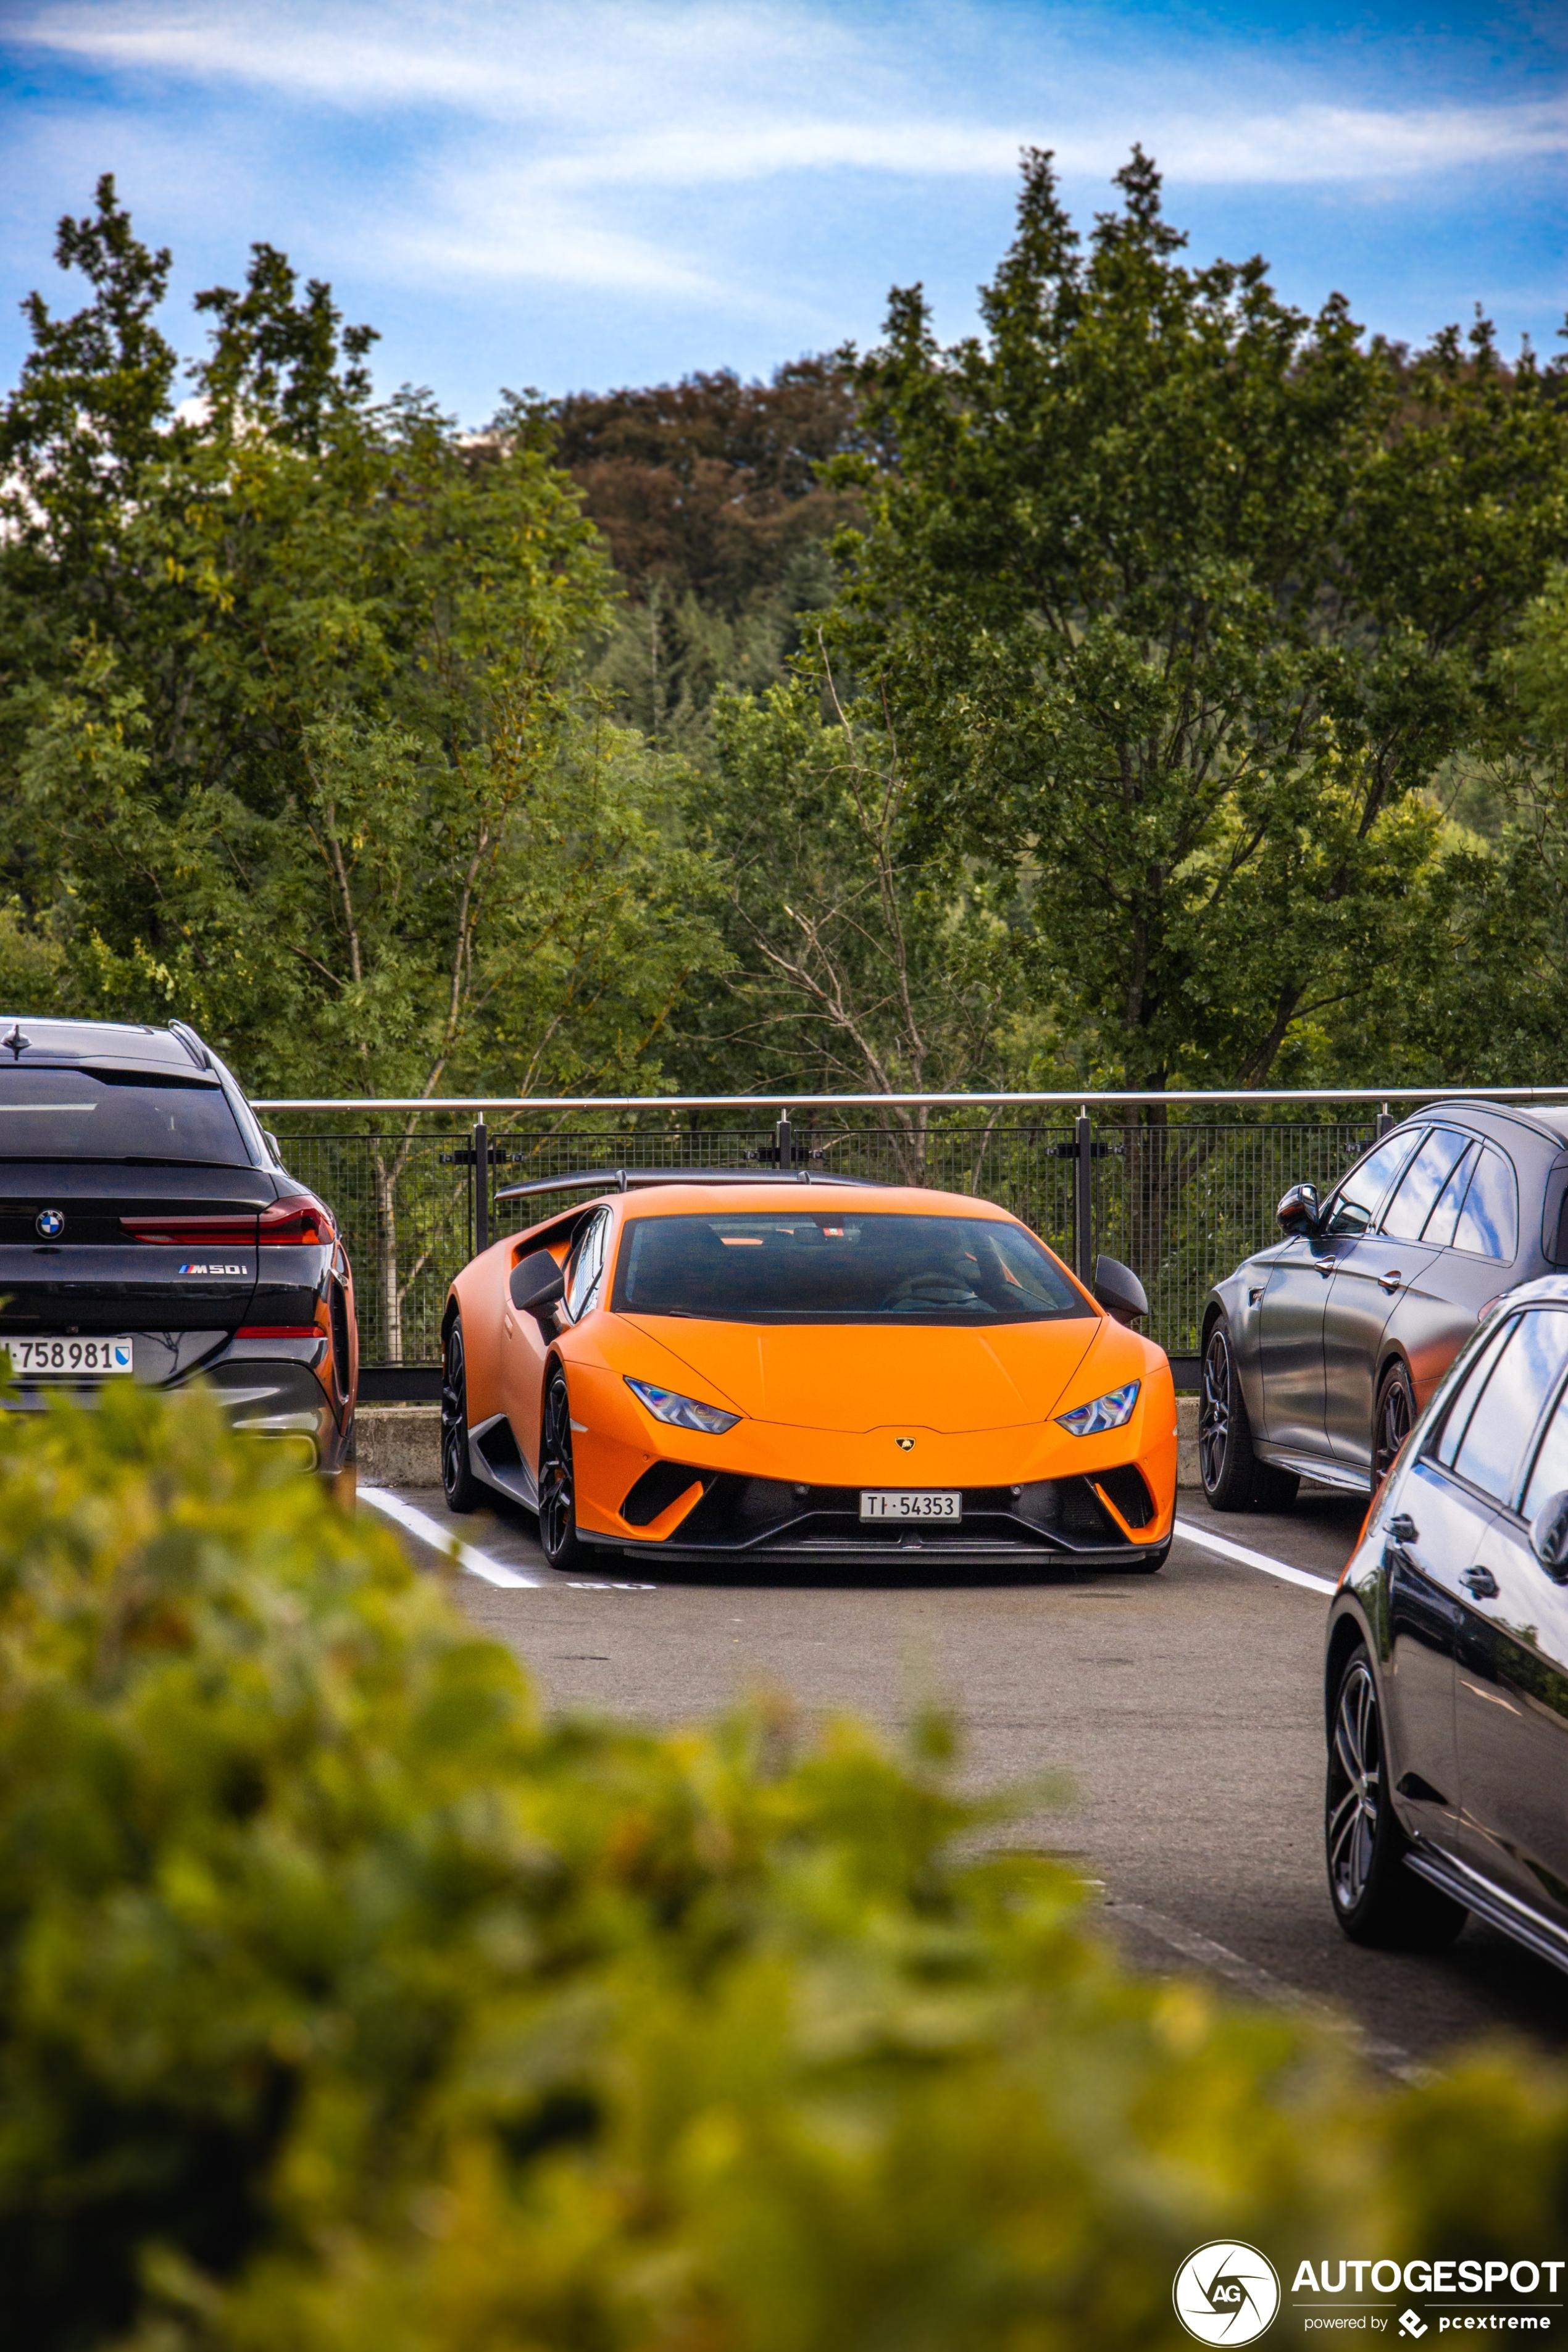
[510,1249,565,1323]
[1276,1182,1321,1237]
[1530,1490,1568,1580]
[1092,1254,1148,1324]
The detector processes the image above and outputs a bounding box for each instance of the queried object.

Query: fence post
[1074,1106,1093,1284]
[473,1116,488,1258]
[1375,1103,1393,1140]
[776,1109,793,1172]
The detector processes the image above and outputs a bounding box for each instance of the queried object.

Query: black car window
[1435,1314,1518,1471]
[1523,1366,1568,1524]
[1453,1145,1517,1262]
[1381,1127,1472,1242]
[1322,1130,1424,1238]
[1450,1310,1568,1503]
[0,1067,251,1165]
[614,1212,1087,1325]
[1422,1141,1478,1249]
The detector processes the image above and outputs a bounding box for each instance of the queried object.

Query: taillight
[238,1324,320,1338]
[258,1197,335,1247]
[120,1214,259,1245]
[120,1195,334,1248]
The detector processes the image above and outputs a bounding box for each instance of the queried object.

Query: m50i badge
[179,1262,248,1276]
[35,1209,64,1238]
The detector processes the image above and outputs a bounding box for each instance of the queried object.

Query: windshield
[612,1210,1090,1324]
[0,1069,252,1166]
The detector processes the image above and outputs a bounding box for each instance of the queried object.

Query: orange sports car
[438,1172,1176,1572]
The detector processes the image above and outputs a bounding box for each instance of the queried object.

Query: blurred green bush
[0,1385,1563,2351]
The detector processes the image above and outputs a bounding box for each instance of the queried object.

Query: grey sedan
[1199,1101,1568,1508]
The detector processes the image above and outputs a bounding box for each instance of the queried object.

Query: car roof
[1388,1099,1568,1156]
[615,1180,1017,1220]
[0,1016,212,1077]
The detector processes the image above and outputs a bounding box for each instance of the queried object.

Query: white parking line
[1172,1517,1339,1596]
[359,1486,545,1588]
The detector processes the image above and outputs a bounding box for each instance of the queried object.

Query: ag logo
[1173,2242,1280,2343]
[35,1208,64,1239]
[895,1436,915,1451]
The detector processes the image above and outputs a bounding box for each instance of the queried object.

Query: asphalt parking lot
[367,1475,1568,2075]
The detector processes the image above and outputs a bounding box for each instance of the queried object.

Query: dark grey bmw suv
[0,1017,356,1488]
[1200,1101,1568,1509]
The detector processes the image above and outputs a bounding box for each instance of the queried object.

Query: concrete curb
[356,1394,1207,1492]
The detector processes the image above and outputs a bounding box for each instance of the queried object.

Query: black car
[1199,1101,1568,1509]
[1324,1276,1568,1970]
[0,1017,356,1488]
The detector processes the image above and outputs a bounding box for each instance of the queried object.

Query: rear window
[0,1069,252,1166]
[613,1211,1088,1325]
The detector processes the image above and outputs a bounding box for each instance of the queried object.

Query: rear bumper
[4,1340,354,1478]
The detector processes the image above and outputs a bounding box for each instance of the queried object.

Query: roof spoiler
[493,1166,888,1204]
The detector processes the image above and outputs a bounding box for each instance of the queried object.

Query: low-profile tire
[538,1365,590,1571]
[440,1312,485,1513]
[1373,1361,1416,1487]
[1325,1643,1467,1951]
[1199,1316,1263,1511]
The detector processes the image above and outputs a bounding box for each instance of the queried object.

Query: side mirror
[1092,1253,1148,1324]
[1530,1490,1568,1580]
[509,1249,565,1322]
[1276,1182,1321,1237]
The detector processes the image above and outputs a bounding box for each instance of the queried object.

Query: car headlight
[1056,1380,1140,1437]
[625,1376,740,1434]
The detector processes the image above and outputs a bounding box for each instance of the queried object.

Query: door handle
[1377,1269,1403,1293]
[1388,1513,1419,1543]
[1316,1258,1339,1277]
[1459,1566,1500,1599]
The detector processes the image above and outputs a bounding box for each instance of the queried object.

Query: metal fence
[254,1086,1568,1382]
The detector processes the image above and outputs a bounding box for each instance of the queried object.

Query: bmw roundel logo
[35,1209,64,1239]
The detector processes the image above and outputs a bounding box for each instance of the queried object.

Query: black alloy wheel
[441,1313,485,1512]
[538,1366,589,1569]
[1199,1316,1299,1512]
[1373,1362,1416,1487]
[1325,1644,1466,1950]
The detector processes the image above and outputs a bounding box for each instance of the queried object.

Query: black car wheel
[538,1366,589,1570]
[441,1314,485,1512]
[1325,1644,1466,1950]
[1373,1362,1416,1486]
[1198,1316,1288,1511]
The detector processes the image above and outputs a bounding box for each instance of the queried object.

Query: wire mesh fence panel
[272,1106,1383,1366]
[1091,1119,1378,1356]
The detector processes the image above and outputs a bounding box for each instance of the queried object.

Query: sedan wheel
[1373,1362,1416,1486]
[538,1367,589,1569]
[1199,1316,1299,1512]
[1325,1644,1465,1949]
[441,1314,484,1512]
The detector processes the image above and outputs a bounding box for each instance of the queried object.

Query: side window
[564,1209,612,1320]
[1453,1145,1518,1262]
[1381,1127,1472,1242]
[1323,1129,1424,1238]
[1524,1378,1568,1522]
[1422,1142,1478,1250]
[1449,1310,1568,1504]
[1435,1314,1518,1471]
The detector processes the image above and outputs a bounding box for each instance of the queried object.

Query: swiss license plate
[859,1490,962,1521]
[2,1336,135,1378]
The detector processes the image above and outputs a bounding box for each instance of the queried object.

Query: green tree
[827,148,1568,1097]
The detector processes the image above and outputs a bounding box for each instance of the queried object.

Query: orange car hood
[619,1314,1104,1434]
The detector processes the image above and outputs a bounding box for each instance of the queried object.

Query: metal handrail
[252,1085,1568,1112]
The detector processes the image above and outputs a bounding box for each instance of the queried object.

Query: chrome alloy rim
[1199,1326,1233,1492]
[1374,1375,1412,1483]
[441,1320,469,1499]
[538,1374,575,1558]
[1327,1658,1382,1913]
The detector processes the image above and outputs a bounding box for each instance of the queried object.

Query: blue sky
[2,2,1563,425]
